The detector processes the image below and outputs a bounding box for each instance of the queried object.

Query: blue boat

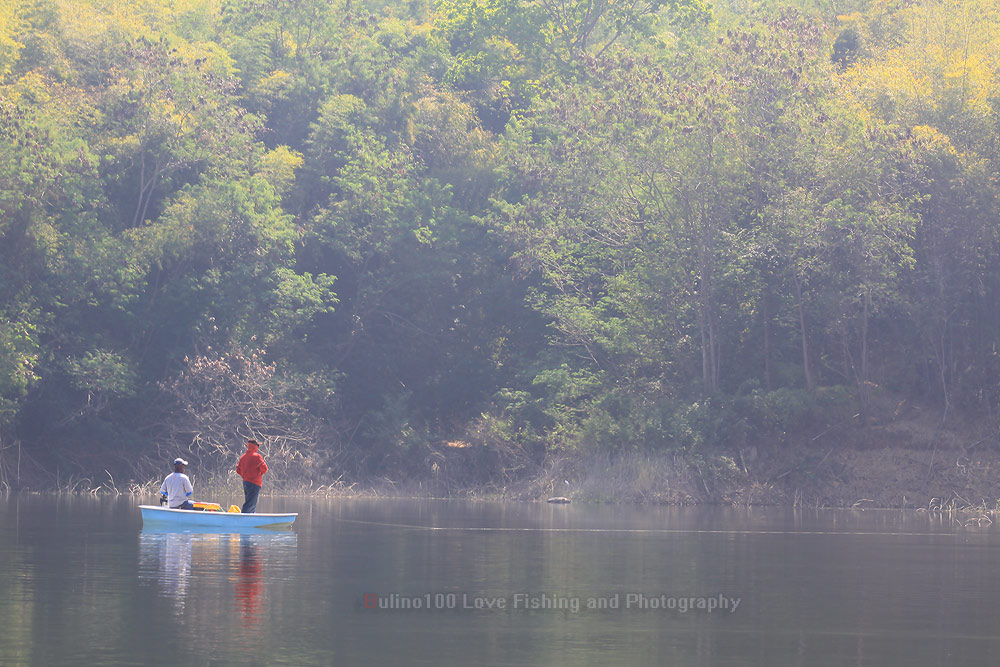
[139,505,297,529]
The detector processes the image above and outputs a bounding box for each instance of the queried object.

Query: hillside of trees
[2,0,1000,501]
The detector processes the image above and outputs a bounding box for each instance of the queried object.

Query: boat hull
[139,505,297,529]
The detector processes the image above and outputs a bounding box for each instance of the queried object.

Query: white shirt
[159,472,194,508]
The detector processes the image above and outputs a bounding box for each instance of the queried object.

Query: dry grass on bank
[8,440,1000,517]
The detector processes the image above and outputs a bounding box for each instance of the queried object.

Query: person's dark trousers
[242,481,261,513]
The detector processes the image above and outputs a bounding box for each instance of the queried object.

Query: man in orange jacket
[236,439,269,513]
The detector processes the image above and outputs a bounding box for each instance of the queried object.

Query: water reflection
[159,533,193,613]
[235,535,263,622]
[138,529,297,620]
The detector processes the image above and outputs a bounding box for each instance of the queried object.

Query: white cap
[173,458,189,466]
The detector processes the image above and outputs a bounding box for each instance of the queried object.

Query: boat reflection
[138,529,297,620]
[140,525,296,535]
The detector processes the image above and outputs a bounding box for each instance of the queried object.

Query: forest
[2,0,1000,503]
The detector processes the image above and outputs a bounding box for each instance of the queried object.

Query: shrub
[156,346,336,487]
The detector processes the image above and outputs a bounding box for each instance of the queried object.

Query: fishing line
[332,518,963,537]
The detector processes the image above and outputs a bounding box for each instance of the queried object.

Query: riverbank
[5,441,1000,511]
[519,439,1000,510]
[365,404,1000,510]
[5,407,999,511]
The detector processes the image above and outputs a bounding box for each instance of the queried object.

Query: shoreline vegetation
[4,402,1000,515]
[5,444,1000,520]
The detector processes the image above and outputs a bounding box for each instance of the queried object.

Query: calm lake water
[2,495,1000,666]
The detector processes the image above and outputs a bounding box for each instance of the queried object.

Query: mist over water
[1,495,999,665]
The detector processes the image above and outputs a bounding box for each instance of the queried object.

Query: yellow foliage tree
[0,0,25,78]
[838,0,1000,145]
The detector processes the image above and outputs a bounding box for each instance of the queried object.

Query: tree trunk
[859,288,872,411]
[934,322,951,424]
[794,276,815,391]
[699,304,712,392]
[763,290,772,391]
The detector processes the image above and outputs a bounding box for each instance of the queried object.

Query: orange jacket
[236,448,268,486]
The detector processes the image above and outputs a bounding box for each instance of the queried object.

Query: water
[1,495,1000,666]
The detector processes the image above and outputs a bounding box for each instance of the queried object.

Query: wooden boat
[139,505,297,529]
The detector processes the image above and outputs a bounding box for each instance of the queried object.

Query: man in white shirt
[159,458,194,509]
